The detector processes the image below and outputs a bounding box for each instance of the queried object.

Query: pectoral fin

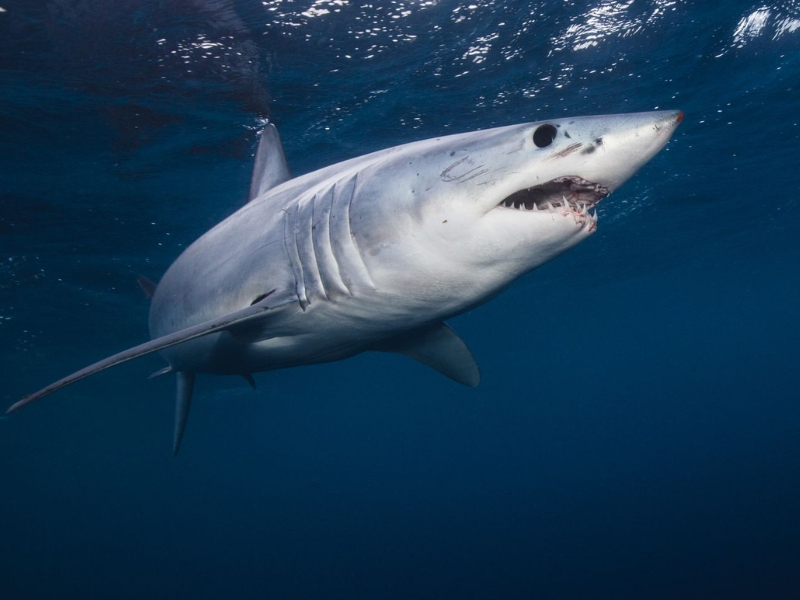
[373,322,480,387]
[9,291,281,414]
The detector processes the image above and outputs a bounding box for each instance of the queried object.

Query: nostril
[533,124,557,148]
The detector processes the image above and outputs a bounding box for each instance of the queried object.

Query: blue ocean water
[2,0,800,598]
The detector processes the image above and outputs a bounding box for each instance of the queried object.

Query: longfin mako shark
[9,110,683,453]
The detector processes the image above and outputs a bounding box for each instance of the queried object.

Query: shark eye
[533,124,557,148]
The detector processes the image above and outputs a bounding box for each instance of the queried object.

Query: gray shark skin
[9,110,683,453]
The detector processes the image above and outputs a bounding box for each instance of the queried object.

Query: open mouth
[498,176,610,213]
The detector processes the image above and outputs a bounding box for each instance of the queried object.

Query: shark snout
[582,109,683,192]
[656,110,684,130]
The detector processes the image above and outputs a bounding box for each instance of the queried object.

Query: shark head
[347,110,683,313]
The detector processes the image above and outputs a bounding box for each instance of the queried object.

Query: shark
[9,110,683,453]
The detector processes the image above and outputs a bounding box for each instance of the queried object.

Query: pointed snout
[575,109,683,192]
[654,110,684,126]
[611,109,683,130]
[649,110,684,139]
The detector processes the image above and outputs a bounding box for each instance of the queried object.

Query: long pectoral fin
[373,322,480,388]
[8,291,282,414]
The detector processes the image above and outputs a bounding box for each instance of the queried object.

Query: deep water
[2,0,800,598]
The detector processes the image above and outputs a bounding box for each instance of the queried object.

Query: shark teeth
[498,176,610,214]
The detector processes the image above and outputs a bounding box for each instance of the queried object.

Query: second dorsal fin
[248,123,291,202]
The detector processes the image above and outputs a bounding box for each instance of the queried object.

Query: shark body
[10,111,683,452]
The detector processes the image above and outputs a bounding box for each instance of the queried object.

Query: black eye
[533,124,557,148]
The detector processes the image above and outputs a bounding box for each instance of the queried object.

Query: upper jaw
[495,176,610,213]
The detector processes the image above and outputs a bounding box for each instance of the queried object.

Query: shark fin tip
[148,366,174,380]
[172,372,196,456]
[136,275,158,300]
[7,395,30,414]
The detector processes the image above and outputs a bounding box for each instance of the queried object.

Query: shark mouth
[498,176,610,214]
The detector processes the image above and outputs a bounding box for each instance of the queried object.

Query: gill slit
[306,192,329,301]
[322,182,351,297]
[283,203,308,310]
[343,172,375,289]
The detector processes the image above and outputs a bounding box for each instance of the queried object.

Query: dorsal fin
[373,322,480,387]
[136,275,158,300]
[173,371,195,455]
[248,123,291,202]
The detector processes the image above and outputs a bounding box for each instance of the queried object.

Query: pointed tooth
[546,201,555,211]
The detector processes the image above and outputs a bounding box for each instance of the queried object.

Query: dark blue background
[2,1,800,598]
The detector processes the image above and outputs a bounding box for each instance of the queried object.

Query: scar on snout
[545,142,582,161]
